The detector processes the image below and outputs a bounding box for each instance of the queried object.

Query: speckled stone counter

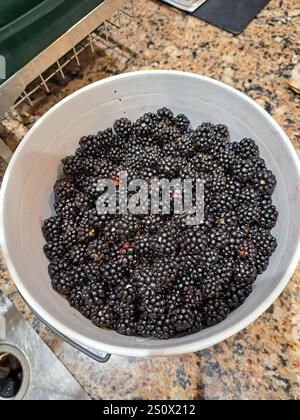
[0,0,299,400]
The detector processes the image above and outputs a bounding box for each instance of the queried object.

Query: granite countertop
[0,0,300,400]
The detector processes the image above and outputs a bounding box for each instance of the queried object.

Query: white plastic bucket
[1,71,300,357]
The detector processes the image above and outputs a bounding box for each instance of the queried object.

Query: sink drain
[0,344,30,400]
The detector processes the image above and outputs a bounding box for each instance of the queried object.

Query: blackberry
[216,144,236,170]
[171,306,195,332]
[182,285,203,306]
[114,118,132,139]
[54,180,76,202]
[116,317,137,336]
[192,125,214,152]
[237,240,257,260]
[174,114,190,133]
[61,223,78,248]
[117,247,139,268]
[200,275,224,300]
[178,132,197,157]
[224,281,253,309]
[87,239,114,263]
[42,216,62,242]
[212,124,230,142]
[157,107,174,124]
[153,124,180,144]
[54,197,78,220]
[250,228,277,256]
[134,113,157,140]
[255,254,270,274]
[79,135,100,157]
[141,292,166,317]
[153,224,180,256]
[62,156,82,176]
[44,239,67,262]
[103,215,140,244]
[208,227,228,250]
[50,269,78,295]
[199,249,219,269]
[69,243,88,264]
[236,138,259,160]
[238,203,260,225]
[253,169,277,195]
[259,204,278,229]
[233,159,255,182]
[234,260,257,283]
[134,234,155,258]
[74,192,92,212]
[96,128,115,148]
[181,227,208,256]
[203,299,230,327]
[91,305,115,328]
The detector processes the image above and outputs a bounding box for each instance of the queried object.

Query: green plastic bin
[0,0,104,84]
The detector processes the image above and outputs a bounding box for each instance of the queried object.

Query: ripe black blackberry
[153,223,180,256]
[174,114,190,133]
[216,144,236,170]
[44,238,67,262]
[250,228,277,256]
[255,253,270,274]
[79,135,100,157]
[62,155,82,176]
[236,138,259,160]
[253,169,277,195]
[74,192,92,212]
[171,306,195,332]
[208,227,229,250]
[61,223,78,248]
[233,159,255,182]
[54,180,76,202]
[134,113,157,139]
[178,132,197,157]
[103,215,140,245]
[259,204,278,229]
[224,281,253,309]
[192,124,214,152]
[157,107,174,124]
[182,285,203,307]
[234,260,257,283]
[181,227,208,256]
[96,128,116,149]
[113,118,132,139]
[42,216,62,242]
[54,197,78,221]
[212,124,230,142]
[134,234,155,258]
[69,243,88,264]
[237,240,257,260]
[91,305,116,328]
[238,203,260,225]
[203,299,230,327]
[116,317,137,336]
[200,275,224,300]
[87,239,114,263]
[117,247,139,268]
[50,269,78,296]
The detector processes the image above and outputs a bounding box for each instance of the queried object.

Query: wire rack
[14,0,135,109]
[0,0,135,162]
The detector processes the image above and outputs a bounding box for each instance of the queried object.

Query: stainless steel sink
[0,295,90,400]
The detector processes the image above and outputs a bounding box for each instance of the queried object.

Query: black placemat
[193,0,270,34]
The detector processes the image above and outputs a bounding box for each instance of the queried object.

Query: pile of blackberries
[43,108,278,339]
